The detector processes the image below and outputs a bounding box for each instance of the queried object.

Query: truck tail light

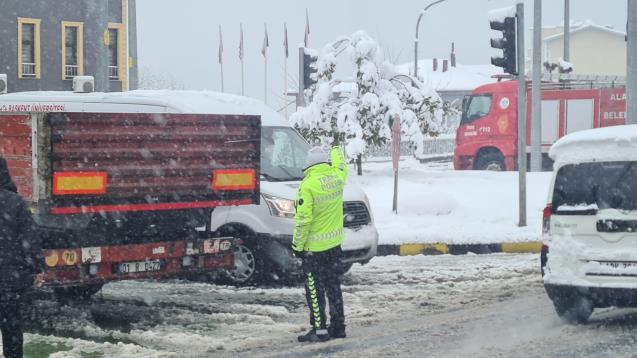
[212,169,256,191]
[542,204,552,241]
[53,172,108,195]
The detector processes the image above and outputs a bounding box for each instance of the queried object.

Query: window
[61,22,84,80]
[107,25,122,80]
[552,162,637,214]
[17,18,41,79]
[461,94,492,124]
[260,127,309,181]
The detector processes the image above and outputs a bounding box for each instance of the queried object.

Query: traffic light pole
[530,0,542,172]
[628,0,637,124]
[298,47,306,107]
[516,3,527,227]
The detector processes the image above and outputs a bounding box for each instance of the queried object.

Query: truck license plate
[119,260,161,274]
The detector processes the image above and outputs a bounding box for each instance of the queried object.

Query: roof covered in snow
[394,60,501,92]
[549,125,637,165]
[0,90,288,127]
[543,20,626,42]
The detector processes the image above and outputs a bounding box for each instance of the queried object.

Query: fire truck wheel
[475,152,505,171]
[53,283,104,301]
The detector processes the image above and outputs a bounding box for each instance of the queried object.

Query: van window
[461,94,492,124]
[261,127,309,181]
[552,162,637,214]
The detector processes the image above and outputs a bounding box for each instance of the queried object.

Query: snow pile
[488,5,517,22]
[549,125,637,166]
[291,31,450,159]
[558,57,573,73]
[354,159,551,245]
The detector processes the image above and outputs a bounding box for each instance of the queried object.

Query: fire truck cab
[454,77,626,171]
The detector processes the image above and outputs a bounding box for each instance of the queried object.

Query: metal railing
[539,73,626,90]
[22,63,36,77]
[366,135,456,158]
[108,66,119,80]
[64,65,79,79]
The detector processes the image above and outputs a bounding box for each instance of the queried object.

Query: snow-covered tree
[291,31,453,174]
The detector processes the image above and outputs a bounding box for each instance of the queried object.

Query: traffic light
[490,16,517,75]
[302,48,318,90]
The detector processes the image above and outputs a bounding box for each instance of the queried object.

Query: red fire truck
[454,78,626,171]
[0,91,261,298]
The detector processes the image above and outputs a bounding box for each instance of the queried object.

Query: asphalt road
[19,254,637,357]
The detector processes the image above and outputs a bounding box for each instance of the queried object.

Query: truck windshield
[552,162,637,214]
[261,127,309,181]
[461,94,492,124]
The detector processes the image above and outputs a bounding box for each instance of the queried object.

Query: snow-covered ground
[19,253,539,357]
[353,159,552,245]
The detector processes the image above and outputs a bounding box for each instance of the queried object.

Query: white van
[207,97,379,285]
[542,124,637,323]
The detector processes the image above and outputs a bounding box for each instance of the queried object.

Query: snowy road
[19,254,637,357]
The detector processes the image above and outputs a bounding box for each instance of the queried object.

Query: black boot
[328,325,346,339]
[297,329,330,343]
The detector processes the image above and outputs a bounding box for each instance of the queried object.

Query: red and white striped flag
[239,24,244,61]
[218,25,223,64]
[283,23,289,59]
[304,9,310,47]
[261,24,269,58]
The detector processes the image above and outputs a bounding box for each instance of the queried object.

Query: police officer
[0,157,41,358]
[292,146,348,343]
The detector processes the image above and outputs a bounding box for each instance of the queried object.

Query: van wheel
[222,239,265,286]
[53,283,104,301]
[553,294,593,324]
[475,152,505,171]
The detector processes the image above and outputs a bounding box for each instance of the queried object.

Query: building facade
[0,0,138,93]
[540,21,626,77]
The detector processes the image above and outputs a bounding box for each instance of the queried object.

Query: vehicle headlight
[263,194,295,219]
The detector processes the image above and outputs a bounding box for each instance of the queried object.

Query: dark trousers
[0,292,24,358]
[302,246,345,332]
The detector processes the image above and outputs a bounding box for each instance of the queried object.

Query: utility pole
[414,0,447,79]
[516,2,527,227]
[628,0,637,124]
[564,0,570,62]
[530,0,542,172]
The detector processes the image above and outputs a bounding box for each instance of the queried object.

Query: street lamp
[414,0,448,79]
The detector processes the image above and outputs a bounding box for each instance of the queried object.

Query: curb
[416,154,454,164]
[377,241,542,257]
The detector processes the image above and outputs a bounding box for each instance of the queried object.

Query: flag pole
[284,23,289,119]
[240,23,245,96]
[221,61,225,93]
[284,56,288,119]
[263,23,269,104]
[219,25,224,93]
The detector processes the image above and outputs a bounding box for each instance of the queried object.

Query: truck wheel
[552,294,593,324]
[475,152,505,171]
[53,283,104,301]
[223,240,265,286]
